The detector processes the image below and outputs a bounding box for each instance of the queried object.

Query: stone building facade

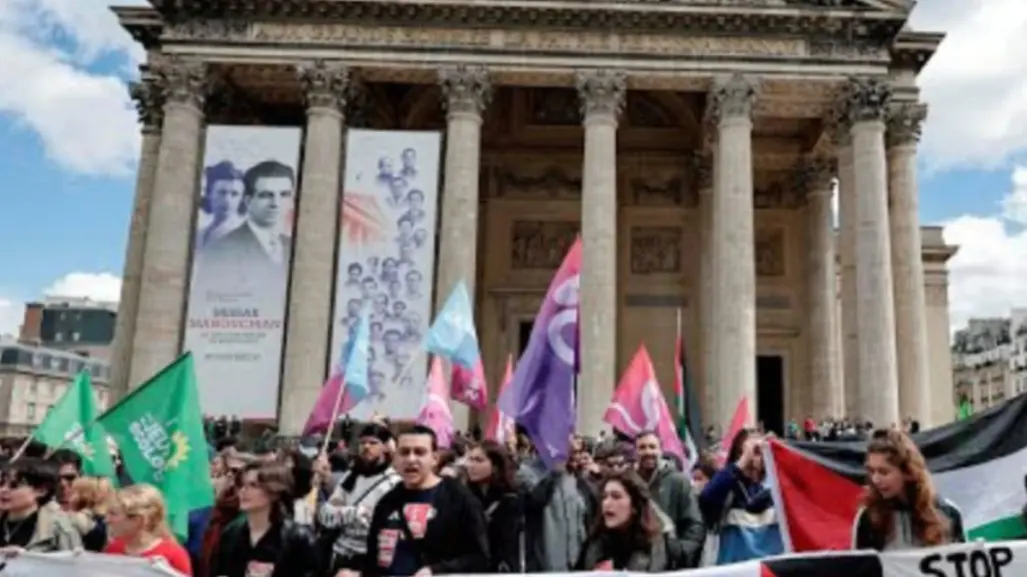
[111,0,957,435]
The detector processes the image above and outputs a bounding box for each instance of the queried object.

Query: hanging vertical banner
[330,130,442,420]
[184,126,301,420]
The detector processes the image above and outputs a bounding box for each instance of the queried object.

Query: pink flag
[303,372,343,436]
[485,356,515,443]
[451,357,488,410]
[603,345,685,461]
[416,357,455,449]
[716,395,752,466]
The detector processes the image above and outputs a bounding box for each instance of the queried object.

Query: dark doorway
[757,355,785,435]
[518,321,534,355]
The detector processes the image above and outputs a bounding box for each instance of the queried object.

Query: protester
[105,484,192,575]
[319,422,400,575]
[634,431,706,567]
[0,458,80,552]
[698,429,781,564]
[359,424,489,577]
[523,438,596,572]
[852,429,967,551]
[464,440,522,572]
[51,450,80,511]
[212,462,320,577]
[576,470,677,571]
[65,476,114,552]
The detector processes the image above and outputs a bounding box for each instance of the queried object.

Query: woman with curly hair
[575,470,681,571]
[852,429,967,551]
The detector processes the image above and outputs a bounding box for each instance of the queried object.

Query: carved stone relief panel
[755,228,786,277]
[754,181,805,209]
[630,226,683,275]
[511,220,579,269]
[627,164,697,207]
[493,164,582,199]
[529,88,580,126]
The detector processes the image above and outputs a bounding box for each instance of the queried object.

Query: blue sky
[0,0,1026,336]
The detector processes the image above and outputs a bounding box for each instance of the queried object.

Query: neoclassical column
[279,61,350,435]
[888,103,931,424]
[708,74,759,427]
[129,57,209,388]
[801,158,842,418]
[436,65,490,430]
[694,152,717,427]
[845,77,900,426]
[835,119,860,419]
[109,80,164,400]
[576,70,626,436]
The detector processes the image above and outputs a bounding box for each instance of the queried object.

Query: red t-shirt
[105,537,194,576]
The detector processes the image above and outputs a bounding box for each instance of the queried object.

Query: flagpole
[9,436,33,462]
[320,372,349,456]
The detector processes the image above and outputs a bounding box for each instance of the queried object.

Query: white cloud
[944,166,1027,330]
[0,1,143,175]
[44,272,122,303]
[0,298,23,338]
[910,0,1027,170]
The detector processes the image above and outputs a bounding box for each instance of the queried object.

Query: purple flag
[499,237,582,468]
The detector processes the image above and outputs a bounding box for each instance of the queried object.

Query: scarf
[340,458,389,492]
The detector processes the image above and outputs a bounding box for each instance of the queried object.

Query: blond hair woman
[67,476,115,552]
[104,484,193,576]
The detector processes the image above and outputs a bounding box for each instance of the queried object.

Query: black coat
[470,486,522,572]
[212,518,320,577]
[363,477,490,576]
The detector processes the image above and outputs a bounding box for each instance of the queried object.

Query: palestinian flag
[673,332,701,465]
[765,393,1027,552]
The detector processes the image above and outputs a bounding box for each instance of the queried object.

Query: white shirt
[248,221,283,264]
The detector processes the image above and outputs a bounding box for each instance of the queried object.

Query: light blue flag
[342,309,372,404]
[425,281,481,369]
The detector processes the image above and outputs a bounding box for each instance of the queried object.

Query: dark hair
[436,449,457,473]
[467,441,516,493]
[696,451,718,480]
[244,462,295,524]
[51,449,82,471]
[4,458,59,504]
[726,428,755,464]
[202,160,245,215]
[286,449,314,498]
[634,430,660,446]
[590,470,662,548]
[399,424,438,451]
[243,160,295,199]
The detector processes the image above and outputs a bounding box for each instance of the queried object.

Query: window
[54,333,63,342]
[29,381,37,396]
[26,403,35,421]
[72,332,80,342]
[48,381,56,397]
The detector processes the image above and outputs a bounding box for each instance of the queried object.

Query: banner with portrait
[184,126,301,420]
[330,130,442,420]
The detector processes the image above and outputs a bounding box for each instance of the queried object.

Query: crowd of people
[0,417,968,577]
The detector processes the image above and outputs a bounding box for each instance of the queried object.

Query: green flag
[32,372,116,479]
[98,354,213,538]
[957,399,973,421]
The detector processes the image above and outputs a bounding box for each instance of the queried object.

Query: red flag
[603,345,684,461]
[485,356,515,443]
[765,439,864,552]
[451,357,488,410]
[716,396,752,466]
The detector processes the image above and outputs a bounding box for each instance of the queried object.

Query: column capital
[576,69,627,120]
[297,60,350,112]
[796,156,835,200]
[152,56,209,111]
[887,103,928,148]
[841,76,892,124]
[692,152,714,191]
[129,79,165,133]
[438,65,491,116]
[707,73,759,124]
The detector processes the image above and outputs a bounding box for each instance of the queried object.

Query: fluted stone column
[436,65,490,430]
[708,74,759,427]
[109,80,164,400]
[279,62,349,435]
[888,103,931,424]
[836,124,860,419]
[695,153,717,428]
[129,58,208,388]
[802,159,842,418]
[845,78,900,426]
[576,70,626,436]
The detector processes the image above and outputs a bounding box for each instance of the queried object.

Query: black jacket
[212,518,320,577]
[363,477,490,576]
[470,486,522,572]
